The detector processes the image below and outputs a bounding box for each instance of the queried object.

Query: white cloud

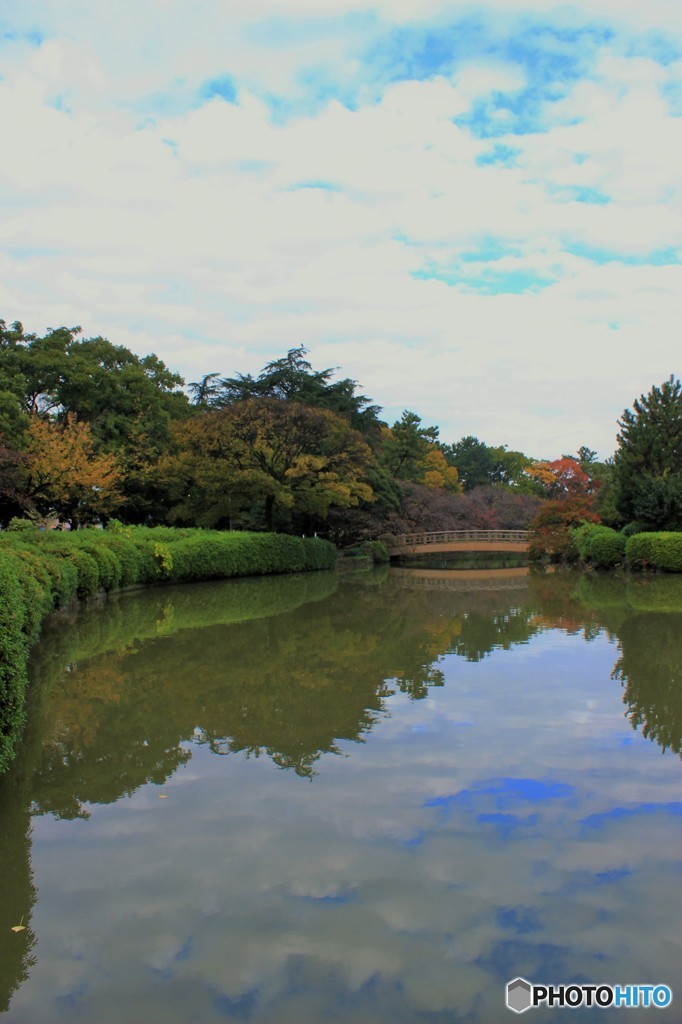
[1,2,680,457]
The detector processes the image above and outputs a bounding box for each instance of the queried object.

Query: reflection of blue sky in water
[8,625,682,1023]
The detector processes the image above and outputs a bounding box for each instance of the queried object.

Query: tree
[527,457,595,500]
[215,347,382,433]
[0,438,29,524]
[614,375,682,530]
[446,436,497,490]
[1,318,192,522]
[187,372,223,409]
[23,417,123,525]
[163,399,375,531]
[446,436,533,491]
[527,498,600,562]
[380,411,462,491]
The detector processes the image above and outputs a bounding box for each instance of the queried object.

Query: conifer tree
[614,375,682,530]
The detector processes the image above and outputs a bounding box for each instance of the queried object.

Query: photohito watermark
[506,978,673,1013]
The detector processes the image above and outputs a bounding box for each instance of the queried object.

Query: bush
[573,523,625,569]
[0,527,337,775]
[361,540,390,564]
[621,521,650,538]
[626,532,682,572]
[0,551,29,773]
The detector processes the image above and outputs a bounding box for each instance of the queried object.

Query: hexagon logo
[506,977,533,1014]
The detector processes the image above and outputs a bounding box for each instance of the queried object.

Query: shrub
[0,551,29,773]
[626,532,682,572]
[621,521,649,538]
[361,540,390,564]
[0,526,337,776]
[573,523,625,569]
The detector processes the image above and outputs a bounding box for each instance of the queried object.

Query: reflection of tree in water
[447,607,540,662]
[613,613,682,756]
[2,567,681,1012]
[0,772,37,1012]
[26,580,476,802]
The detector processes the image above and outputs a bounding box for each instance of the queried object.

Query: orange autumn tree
[24,416,123,525]
[527,457,595,500]
[527,458,601,562]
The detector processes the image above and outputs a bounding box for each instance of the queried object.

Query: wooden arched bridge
[386,529,529,557]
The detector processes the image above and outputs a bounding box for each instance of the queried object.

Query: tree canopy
[614,375,682,531]
[162,398,375,531]
[2,313,677,544]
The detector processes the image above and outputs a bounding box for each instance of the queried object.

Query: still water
[1,567,680,1023]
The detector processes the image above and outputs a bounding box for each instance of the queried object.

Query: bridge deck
[387,529,529,556]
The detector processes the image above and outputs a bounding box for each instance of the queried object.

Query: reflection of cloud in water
[3,570,681,1022]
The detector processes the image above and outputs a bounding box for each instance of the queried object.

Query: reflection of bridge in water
[393,567,531,591]
[388,530,529,557]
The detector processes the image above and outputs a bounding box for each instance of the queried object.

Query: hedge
[0,527,336,774]
[625,532,682,572]
[572,523,626,569]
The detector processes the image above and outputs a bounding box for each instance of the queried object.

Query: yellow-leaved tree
[161,398,375,530]
[24,416,123,525]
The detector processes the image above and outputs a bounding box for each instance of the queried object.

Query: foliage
[381,482,540,535]
[0,526,336,775]
[625,532,682,572]
[527,457,595,500]
[614,375,682,531]
[23,416,123,525]
[445,436,533,491]
[572,523,626,569]
[527,498,600,562]
[381,411,449,489]
[163,398,375,530]
[203,347,382,433]
[0,551,29,772]
[0,441,29,523]
[0,319,191,525]
[360,540,390,564]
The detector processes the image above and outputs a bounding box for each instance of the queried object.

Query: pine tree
[614,375,682,530]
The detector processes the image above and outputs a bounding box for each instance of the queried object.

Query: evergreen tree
[614,375,682,530]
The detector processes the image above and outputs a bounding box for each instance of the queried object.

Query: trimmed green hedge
[573,523,626,569]
[626,532,682,572]
[0,527,336,774]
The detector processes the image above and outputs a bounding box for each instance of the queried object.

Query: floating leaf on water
[159,794,168,799]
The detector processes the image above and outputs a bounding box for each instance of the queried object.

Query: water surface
[1,568,680,1023]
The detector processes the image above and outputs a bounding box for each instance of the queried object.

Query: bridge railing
[390,529,529,546]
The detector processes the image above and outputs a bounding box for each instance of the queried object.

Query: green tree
[381,411,439,480]
[163,398,375,531]
[216,347,382,433]
[0,319,192,522]
[446,436,533,491]
[446,436,496,490]
[614,375,682,530]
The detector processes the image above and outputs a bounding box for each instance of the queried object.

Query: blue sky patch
[413,265,554,294]
[425,778,575,820]
[199,75,237,104]
[580,802,682,832]
[1,27,44,48]
[565,242,681,265]
[548,185,611,205]
[476,143,522,167]
[287,180,342,192]
[497,906,542,933]
[461,237,522,262]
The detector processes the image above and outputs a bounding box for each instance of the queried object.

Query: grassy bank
[0,526,336,775]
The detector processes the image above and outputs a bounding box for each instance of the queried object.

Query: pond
[0,567,680,1023]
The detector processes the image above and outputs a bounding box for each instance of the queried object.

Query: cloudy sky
[1,1,680,458]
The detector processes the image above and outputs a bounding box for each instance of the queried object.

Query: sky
[1,0,680,459]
